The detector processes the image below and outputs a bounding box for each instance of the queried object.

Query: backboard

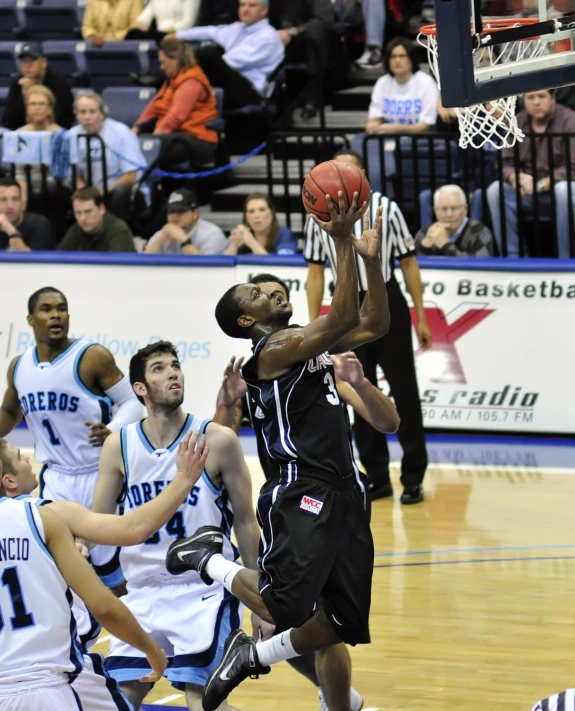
[423,0,575,107]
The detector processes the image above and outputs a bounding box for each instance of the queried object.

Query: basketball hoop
[418,19,547,149]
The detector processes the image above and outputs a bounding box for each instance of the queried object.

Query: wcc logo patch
[300,495,323,515]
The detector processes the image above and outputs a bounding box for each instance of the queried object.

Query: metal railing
[266,130,575,258]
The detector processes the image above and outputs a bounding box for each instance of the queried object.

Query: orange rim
[419,17,542,36]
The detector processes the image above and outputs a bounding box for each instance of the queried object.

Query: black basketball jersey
[241,328,356,482]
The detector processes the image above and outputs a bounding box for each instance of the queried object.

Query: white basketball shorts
[106,581,242,689]
[0,679,81,710]
[39,466,123,587]
[72,653,133,711]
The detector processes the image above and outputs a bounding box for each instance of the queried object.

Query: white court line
[153,694,184,704]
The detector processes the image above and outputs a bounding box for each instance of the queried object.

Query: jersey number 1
[42,419,61,446]
[0,567,35,632]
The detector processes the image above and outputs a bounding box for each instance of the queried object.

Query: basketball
[302,160,371,220]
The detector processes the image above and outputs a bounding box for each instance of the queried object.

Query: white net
[417,27,547,149]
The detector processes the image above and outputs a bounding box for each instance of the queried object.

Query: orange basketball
[302,160,371,221]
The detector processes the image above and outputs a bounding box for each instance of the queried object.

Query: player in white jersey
[0,431,208,711]
[0,494,167,711]
[0,287,144,586]
[91,340,262,711]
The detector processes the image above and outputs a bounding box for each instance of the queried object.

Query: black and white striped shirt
[303,192,415,286]
[531,689,575,711]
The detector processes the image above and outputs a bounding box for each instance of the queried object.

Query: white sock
[205,554,244,593]
[256,629,299,666]
[319,686,363,711]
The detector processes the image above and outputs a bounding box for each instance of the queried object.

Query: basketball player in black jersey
[213,274,399,711]
[167,193,385,711]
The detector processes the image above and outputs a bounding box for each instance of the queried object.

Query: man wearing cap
[2,42,75,130]
[144,188,228,254]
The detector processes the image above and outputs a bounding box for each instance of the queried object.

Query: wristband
[181,238,192,247]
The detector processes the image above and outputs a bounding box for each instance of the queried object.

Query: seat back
[84,41,149,93]
[0,41,18,86]
[23,1,81,41]
[102,86,155,127]
[0,1,22,41]
[42,39,87,76]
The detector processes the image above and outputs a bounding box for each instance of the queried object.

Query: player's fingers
[199,443,209,464]
[339,190,349,217]
[234,356,244,372]
[139,671,161,683]
[193,433,206,457]
[363,209,369,231]
[187,430,200,451]
[181,430,193,447]
[325,193,339,222]
[310,213,329,230]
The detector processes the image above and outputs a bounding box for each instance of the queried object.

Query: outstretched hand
[220,356,247,407]
[352,205,383,260]
[332,352,365,386]
[175,430,209,485]
[140,641,168,683]
[310,191,368,241]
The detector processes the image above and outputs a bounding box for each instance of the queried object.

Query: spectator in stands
[268,0,335,118]
[355,0,385,68]
[144,188,228,254]
[487,89,575,258]
[2,43,75,131]
[126,0,201,42]
[13,86,72,241]
[15,87,60,205]
[82,0,143,46]
[225,192,298,254]
[68,90,146,223]
[0,178,53,251]
[174,0,285,110]
[58,187,136,252]
[364,37,439,134]
[132,38,219,168]
[414,185,494,257]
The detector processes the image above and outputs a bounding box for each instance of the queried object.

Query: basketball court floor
[11,430,575,711]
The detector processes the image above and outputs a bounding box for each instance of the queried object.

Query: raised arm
[333,352,400,433]
[259,193,365,378]
[39,505,167,683]
[205,423,260,571]
[0,357,23,437]
[91,432,126,514]
[51,431,208,546]
[332,206,390,351]
[213,356,247,433]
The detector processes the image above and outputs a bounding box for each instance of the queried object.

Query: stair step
[292,109,365,132]
[232,155,318,183]
[199,206,304,235]
[331,86,372,112]
[211,183,304,213]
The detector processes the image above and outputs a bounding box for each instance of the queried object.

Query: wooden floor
[88,457,575,711]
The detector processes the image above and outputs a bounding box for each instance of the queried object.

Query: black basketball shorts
[256,472,374,645]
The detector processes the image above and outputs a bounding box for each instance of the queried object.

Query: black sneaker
[165,526,223,584]
[367,481,394,501]
[400,486,424,505]
[202,630,271,711]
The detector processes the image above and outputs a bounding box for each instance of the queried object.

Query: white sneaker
[355,46,383,69]
[318,686,364,711]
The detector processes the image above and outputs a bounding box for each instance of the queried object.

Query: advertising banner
[0,258,573,433]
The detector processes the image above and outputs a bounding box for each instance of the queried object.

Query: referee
[304,149,432,505]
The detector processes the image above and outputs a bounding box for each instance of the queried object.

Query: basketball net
[418,21,547,149]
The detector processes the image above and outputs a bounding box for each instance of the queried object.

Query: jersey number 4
[0,567,35,632]
[145,511,187,546]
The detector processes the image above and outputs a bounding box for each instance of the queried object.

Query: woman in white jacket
[126,0,201,42]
